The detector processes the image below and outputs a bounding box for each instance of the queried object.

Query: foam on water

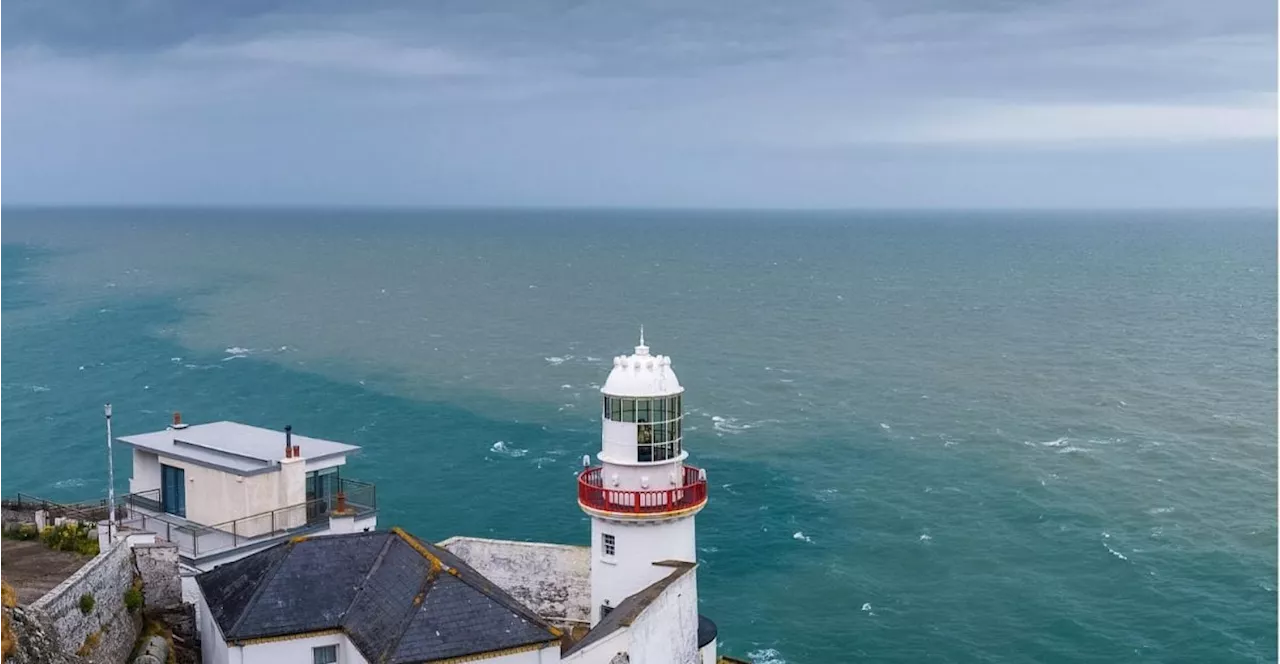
[489,441,529,458]
[793,532,813,543]
[747,648,787,664]
[544,355,572,365]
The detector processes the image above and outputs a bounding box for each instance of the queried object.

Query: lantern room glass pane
[622,398,634,422]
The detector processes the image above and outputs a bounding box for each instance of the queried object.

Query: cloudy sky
[3,0,1276,208]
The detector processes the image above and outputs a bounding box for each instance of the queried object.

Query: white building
[116,417,378,570]
[190,336,733,664]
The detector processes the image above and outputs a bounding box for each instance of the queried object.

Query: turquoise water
[2,208,1275,663]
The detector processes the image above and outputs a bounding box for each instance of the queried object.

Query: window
[602,533,616,557]
[313,645,338,664]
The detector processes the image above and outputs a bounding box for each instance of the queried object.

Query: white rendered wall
[439,537,591,626]
[699,640,718,664]
[197,591,231,664]
[138,455,308,535]
[130,449,161,494]
[560,626,631,664]
[628,570,699,664]
[238,633,364,664]
[590,517,697,623]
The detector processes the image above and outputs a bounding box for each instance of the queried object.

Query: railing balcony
[118,477,377,561]
[578,465,707,516]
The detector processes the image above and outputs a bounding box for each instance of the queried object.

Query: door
[160,464,186,517]
[306,467,339,523]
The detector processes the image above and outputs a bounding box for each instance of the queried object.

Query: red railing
[578,465,707,515]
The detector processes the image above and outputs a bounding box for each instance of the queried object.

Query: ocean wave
[490,441,528,458]
[52,478,86,489]
[1147,507,1175,515]
[814,488,840,502]
[225,346,251,355]
[560,384,574,389]
[710,415,782,435]
[880,423,891,430]
[748,649,787,664]
[919,533,932,543]
[1104,543,1129,561]
[544,355,573,365]
[182,363,223,371]
[1056,446,1092,455]
[1036,437,1069,447]
[792,531,813,543]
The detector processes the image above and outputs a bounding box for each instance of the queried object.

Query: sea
[1,208,1275,663]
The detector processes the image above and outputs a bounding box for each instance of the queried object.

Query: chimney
[284,425,293,458]
[171,412,189,430]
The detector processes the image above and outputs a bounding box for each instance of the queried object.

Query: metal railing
[6,492,128,523]
[577,465,707,515]
[117,480,377,559]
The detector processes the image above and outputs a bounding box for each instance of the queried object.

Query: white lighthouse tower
[578,332,709,627]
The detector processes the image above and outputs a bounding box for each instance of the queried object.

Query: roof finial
[640,325,645,348]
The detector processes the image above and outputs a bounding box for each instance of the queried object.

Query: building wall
[134,542,183,611]
[28,537,143,664]
[197,592,231,664]
[438,536,591,627]
[238,632,364,664]
[145,457,299,537]
[131,448,162,494]
[590,517,696,623]
[628,570,699,664]
[561,628,631,664]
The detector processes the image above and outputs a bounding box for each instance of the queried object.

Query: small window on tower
[602,533,616,557]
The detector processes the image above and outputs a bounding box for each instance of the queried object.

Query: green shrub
[123,586,143,613]
[78,593,95,615]
[2,523,39,541]
[39,522,98,555]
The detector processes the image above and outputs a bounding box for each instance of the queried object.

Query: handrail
[577,465,707,515]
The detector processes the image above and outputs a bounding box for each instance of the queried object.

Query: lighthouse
[578,332,709,626]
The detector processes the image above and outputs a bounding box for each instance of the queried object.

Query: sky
[2,0,1277,208]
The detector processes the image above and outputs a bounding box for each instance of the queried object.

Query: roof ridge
[338,532,401,664]
[391,528,561,639]
[225,540,295,639]
[381,533,454,664]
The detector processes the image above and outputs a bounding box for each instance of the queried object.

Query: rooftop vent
[171,412,189,430]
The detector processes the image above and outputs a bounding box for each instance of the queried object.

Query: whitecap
[1146,507,1175,515]
[52,478,86,489]
[490,441,529,458]
[879,423,891,430]
[1057,446,1091,454]
[586,356,602,362]
[29,385,50,393]
[170,357,182,362]
[560,384,574,389]
[792,531,813,543]
[861,603,872,612]
[544,356,573,365]
[919,533,932,542]
[1104,542,1129,561]
[1037,437,1069,447]
[224,347,251,355]
[747,648,787,664]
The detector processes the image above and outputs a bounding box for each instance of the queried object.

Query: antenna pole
[105,403,115,542]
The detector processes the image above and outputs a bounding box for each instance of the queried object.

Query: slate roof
[563,560,696,656]
[196,529,561,663]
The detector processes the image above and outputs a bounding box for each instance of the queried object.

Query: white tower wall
[579,335,707,630]
[589,515,698,623]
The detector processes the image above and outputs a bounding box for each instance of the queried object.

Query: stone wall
[133,543,182,612]
[29,538,142,664]
[439,536,591,626]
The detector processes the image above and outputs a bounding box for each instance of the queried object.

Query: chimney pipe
[334,492,348,514]
[284,425,293,458]
[171,412,188,430]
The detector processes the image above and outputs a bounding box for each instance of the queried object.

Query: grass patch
[78,593,95,615]
[75,630,101,657]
